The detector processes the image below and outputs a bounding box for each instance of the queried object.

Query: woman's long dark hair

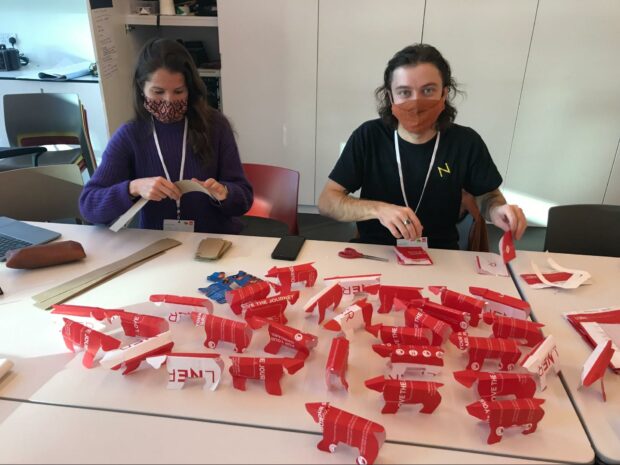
[132,38,216,166]
[375,43,460,132]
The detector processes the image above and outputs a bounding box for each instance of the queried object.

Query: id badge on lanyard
[153,116,194,232]
[163,219,195,232]
[394,129,440,244]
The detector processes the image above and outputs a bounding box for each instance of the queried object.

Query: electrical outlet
[0,33,18,47]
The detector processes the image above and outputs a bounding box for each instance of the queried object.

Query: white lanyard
[393,129,440,214]
[152,117,188,219]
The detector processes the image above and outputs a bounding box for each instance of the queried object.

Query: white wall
[0,0,95,70]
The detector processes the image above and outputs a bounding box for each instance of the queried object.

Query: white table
[0,399,546,464]
[511,251,620,464]
[0,224,594,463]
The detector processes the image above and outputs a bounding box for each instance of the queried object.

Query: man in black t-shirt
[318,44,526,249]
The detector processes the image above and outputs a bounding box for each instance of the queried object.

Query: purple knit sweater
[79,112,253,234]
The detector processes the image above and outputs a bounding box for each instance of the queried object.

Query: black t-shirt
[328,119,502,249]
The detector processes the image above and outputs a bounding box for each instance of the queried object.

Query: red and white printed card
[523,257,591,289]
[499,230,516,263]
[147,352,224,391]
[564,307,620,371]
[474,254,509,277]
[580,340,615,401]
[393,246,433,265]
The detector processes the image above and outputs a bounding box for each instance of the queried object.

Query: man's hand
[129,177,181,201]
[376,203,423,240]
[490,203,527,240]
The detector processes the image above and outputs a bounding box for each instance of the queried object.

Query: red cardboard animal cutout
[404,307,451,345]
[61,318,121,368]
[453,370,537,400]
[450,332,522,371]
[466,398,545,444]
[365,376,443,414]
[368,324,433,346]
[377,285,423,313]
[485,314,545,347]
[325,336,349,390]
[265,262,317,293]
[226,281,271,315]
[202,314,253,353]
[372,344,444,378]
[469,286,531,320]
[324,298,374,334]
[429,286,484,327]
[306,402,386,465]
[241,291,299,325]
[304,283,343,324]
[421,300,470,332]
[229,356,304,395]
[250,319,318,360]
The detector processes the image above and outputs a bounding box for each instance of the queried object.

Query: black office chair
[544,204,620,257]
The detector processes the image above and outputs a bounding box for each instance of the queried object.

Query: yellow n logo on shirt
[437,162,451,178]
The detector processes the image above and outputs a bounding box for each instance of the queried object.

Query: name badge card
[163,219,195,232]
[397,237,428,248]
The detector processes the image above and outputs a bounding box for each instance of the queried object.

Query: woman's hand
[129,177,181,201]
[376,203,423,240]
[489,203,527,240]
[191,178,228,202]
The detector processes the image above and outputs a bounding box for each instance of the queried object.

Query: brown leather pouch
[5,240,86,269]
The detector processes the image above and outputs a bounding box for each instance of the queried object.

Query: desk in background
[511,251,620,464]
[0,224,594,463]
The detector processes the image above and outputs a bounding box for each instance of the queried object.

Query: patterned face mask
[143,97,188,123]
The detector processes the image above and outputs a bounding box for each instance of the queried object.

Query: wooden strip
[33,238,181,309]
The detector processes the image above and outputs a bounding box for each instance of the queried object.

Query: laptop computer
[0,216,61,261]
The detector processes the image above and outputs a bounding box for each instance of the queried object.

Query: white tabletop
[0,224,594,463]
[0,399,547,465]
[511,251,620,463]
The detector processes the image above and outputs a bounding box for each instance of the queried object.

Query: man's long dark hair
[132,38,216,166]
[375,43,459,132]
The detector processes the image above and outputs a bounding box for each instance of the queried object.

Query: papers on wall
[90,4,118,80]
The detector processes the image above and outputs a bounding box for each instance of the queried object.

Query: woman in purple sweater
[79,38,253,234]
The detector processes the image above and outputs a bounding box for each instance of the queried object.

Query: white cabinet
[423,0,537,179]
[505,0,620,221]
[314,0,425,204]
[218,0,318,205]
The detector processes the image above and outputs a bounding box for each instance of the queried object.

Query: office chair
[0,164,84,223]
[0,146,48,172]
[544,204,620,257]
[242,163,300,235]
[457,190,490,252]
[2,93,96,176]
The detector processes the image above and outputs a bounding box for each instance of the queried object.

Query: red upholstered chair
[242,163,300,235]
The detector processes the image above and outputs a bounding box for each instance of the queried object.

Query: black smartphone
[271,235,306,261]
